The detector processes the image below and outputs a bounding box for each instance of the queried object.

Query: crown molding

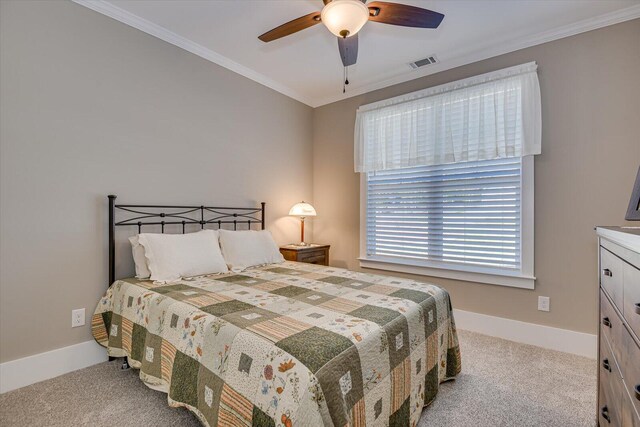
[314,3,640,106]
[73,1,640,109]
[71,0,316,107]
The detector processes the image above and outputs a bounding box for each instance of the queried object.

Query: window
[355,63,540,288]
[361,156,534,288]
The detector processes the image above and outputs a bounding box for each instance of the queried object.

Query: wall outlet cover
[537,296,550,312]
[72,308,85,327]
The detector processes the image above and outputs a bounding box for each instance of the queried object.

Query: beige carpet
[0,330,596,426]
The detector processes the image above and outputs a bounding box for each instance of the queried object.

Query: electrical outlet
[72,308,85,327]
[538,296,550,312]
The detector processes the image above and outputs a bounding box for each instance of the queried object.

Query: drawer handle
[602,268,613,277]
[602,358,611,372]
[601,406,611,423]
[602,317,612,328]
[635,385,640,401]
[635,303,640,315]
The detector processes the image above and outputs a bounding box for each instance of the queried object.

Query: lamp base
[294,242,311,247]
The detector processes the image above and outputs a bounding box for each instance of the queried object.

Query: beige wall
[0,1,313,363]
[313,19,640,335]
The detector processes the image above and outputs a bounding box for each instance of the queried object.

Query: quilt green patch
[383,314,410,369]
[390,288,431,304]
[106,313,122,349]
[153,284,199,294]
[215,274,253,283]
[326,278,373,289]
[170,351,200,408]
[316,345,364,427]
[101,311,112,332]
[200,300,254,317]
[141,333,163,379]
[130,323,146,362]
[276,326,354,373]
[318,275,351,284]
[197,365,224,425]
[291,290,334,306]
[424,365,438,405]
[349,304,401,326]
[270,285,309,298]
[252,406,275,427]
[389,397,410,427]
[420,296,438,337]
[447,346,461,377]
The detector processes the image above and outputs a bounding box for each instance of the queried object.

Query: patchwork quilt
[92,261,461,427]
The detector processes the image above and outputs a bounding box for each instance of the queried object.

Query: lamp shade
[321,0,369,38]
[289,202,317,217]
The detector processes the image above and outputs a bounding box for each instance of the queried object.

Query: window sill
[358,257,536,289]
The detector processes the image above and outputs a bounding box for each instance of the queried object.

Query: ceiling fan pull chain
[343,66,346,93]
[343,66,350,94]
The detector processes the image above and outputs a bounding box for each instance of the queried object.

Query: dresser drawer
[624,262,640,339]
[601,332,623,384]
[622,326,640,418]
[601,289,624,367]
[601,246,625,309]
[622,386,640,427]
[599,323,625,427]
[298,249,326,263]
[600,375,622,426]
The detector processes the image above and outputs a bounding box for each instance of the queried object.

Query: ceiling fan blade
[338,34,358,66]
[258,11,321,42]
[367,2,444,28]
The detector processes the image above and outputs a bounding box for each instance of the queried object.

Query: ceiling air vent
[409,55,438,69]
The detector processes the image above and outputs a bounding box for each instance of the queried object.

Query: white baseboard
[0,340,107,394]
[453,309,597,359]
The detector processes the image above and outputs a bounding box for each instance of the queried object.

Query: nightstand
[279,244,330,266]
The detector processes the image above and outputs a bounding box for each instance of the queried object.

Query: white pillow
[137,230,228,282]
[129,235,151,279]
[219,229,284,272]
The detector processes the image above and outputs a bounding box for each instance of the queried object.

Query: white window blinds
[355,62,541,173]
[366,157,522,270]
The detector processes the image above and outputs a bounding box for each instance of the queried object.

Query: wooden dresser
[596,227,640,426]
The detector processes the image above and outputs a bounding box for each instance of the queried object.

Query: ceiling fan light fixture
[321,0,369,38]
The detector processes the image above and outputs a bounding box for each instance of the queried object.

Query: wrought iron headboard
[108,194,265,286]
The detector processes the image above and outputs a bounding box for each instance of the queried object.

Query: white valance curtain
[354,62,541,173]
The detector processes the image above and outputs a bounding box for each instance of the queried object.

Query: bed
[92,196,461,427]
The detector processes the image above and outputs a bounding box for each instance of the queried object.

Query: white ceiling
[77,0,640,107]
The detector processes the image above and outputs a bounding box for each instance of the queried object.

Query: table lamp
[289,201,316,246]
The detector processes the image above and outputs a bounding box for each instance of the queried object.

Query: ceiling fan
[258,0,444,91]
